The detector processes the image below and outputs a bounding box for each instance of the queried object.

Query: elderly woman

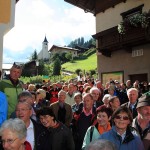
[0,118,31,150]
[86,139,116,150]
[109,96,120,112]
[72,92,82,113]
[99,106,145,150]
[33,89,50,111]
[102,94,111,107]
[82,105,113,150]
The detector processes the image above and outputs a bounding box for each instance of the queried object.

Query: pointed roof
[43,36,48,43]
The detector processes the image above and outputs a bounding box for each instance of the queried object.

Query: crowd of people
[0,63,150,150]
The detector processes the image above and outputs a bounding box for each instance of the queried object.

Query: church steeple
[42,35,48,52]
[43,36,48,43]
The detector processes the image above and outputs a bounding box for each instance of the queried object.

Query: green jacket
[0,79,23,118]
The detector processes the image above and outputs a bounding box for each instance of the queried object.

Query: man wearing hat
[132,92,150,150]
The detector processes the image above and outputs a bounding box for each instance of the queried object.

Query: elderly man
[0,63,23,118]
[72,93,95,150]
[78,87,103,115]
[122,88,139,118]
[65,83,75,106]
[16,101,47,150]
[132,92,150,150]
[50,90,72,127]
[10,91,37,121]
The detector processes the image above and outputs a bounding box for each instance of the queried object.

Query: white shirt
[26,120,34,150]
[117,131,126,142]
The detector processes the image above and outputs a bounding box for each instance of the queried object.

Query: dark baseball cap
[136,92,150,109]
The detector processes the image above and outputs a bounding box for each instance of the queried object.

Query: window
[120,4,144,19]
[132,49,143,57]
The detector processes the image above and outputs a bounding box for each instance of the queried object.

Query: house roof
[64,0,125,15]
[49,45,79,52]
[2,63,13,70]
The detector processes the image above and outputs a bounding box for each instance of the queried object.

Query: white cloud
[3,0,95,63]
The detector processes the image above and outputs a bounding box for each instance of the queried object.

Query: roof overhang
[64,0,125,15]
[65,0,95,14]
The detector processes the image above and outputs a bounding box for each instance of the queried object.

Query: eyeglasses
[115,115,129,120]
[1,138,18,145]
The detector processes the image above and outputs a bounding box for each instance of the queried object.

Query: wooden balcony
[93,26,150,57]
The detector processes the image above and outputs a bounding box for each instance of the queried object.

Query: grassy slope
[62,53,97,72]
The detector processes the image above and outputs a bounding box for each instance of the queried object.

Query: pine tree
[32,49,38,60]
[53,58,61,76]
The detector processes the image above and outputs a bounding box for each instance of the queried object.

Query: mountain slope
[62,53,97,72]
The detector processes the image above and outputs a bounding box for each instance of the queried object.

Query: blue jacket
[0,91,8,126]
[99,126,144,150]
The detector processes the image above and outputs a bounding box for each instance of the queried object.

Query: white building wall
[96,0,150,32]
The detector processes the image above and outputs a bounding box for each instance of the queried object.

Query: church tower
[38,36,49,60]
[42,36,48,51]
[38,35,49,60]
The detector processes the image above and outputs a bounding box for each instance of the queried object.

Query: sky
[3,0,95,63]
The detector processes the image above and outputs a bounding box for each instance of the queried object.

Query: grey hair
[102,94,111,103]
[0,118,27,139]
[58,90,66,97]
[90,87,101,94]
[18,91,33,100]
[86,139,117,150]
[127,88,138,96]
[16,101,32,110]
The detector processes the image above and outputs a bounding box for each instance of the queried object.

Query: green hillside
[62,53,97,72]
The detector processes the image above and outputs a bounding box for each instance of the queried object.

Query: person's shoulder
[99,130,110,139]
[86,125,96,132]
[131,128,141,137]
[31,118,45,129]
[59,122,71,131]
[0,91,7,100]
[0,78,10,83]
[121,102,128,106]
[64,102,71,107]
[50,101,59,106]
[0,91,5,96]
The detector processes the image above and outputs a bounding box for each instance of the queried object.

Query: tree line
[67,37,96,49]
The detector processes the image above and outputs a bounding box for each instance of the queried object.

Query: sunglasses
[115,115,129,120]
